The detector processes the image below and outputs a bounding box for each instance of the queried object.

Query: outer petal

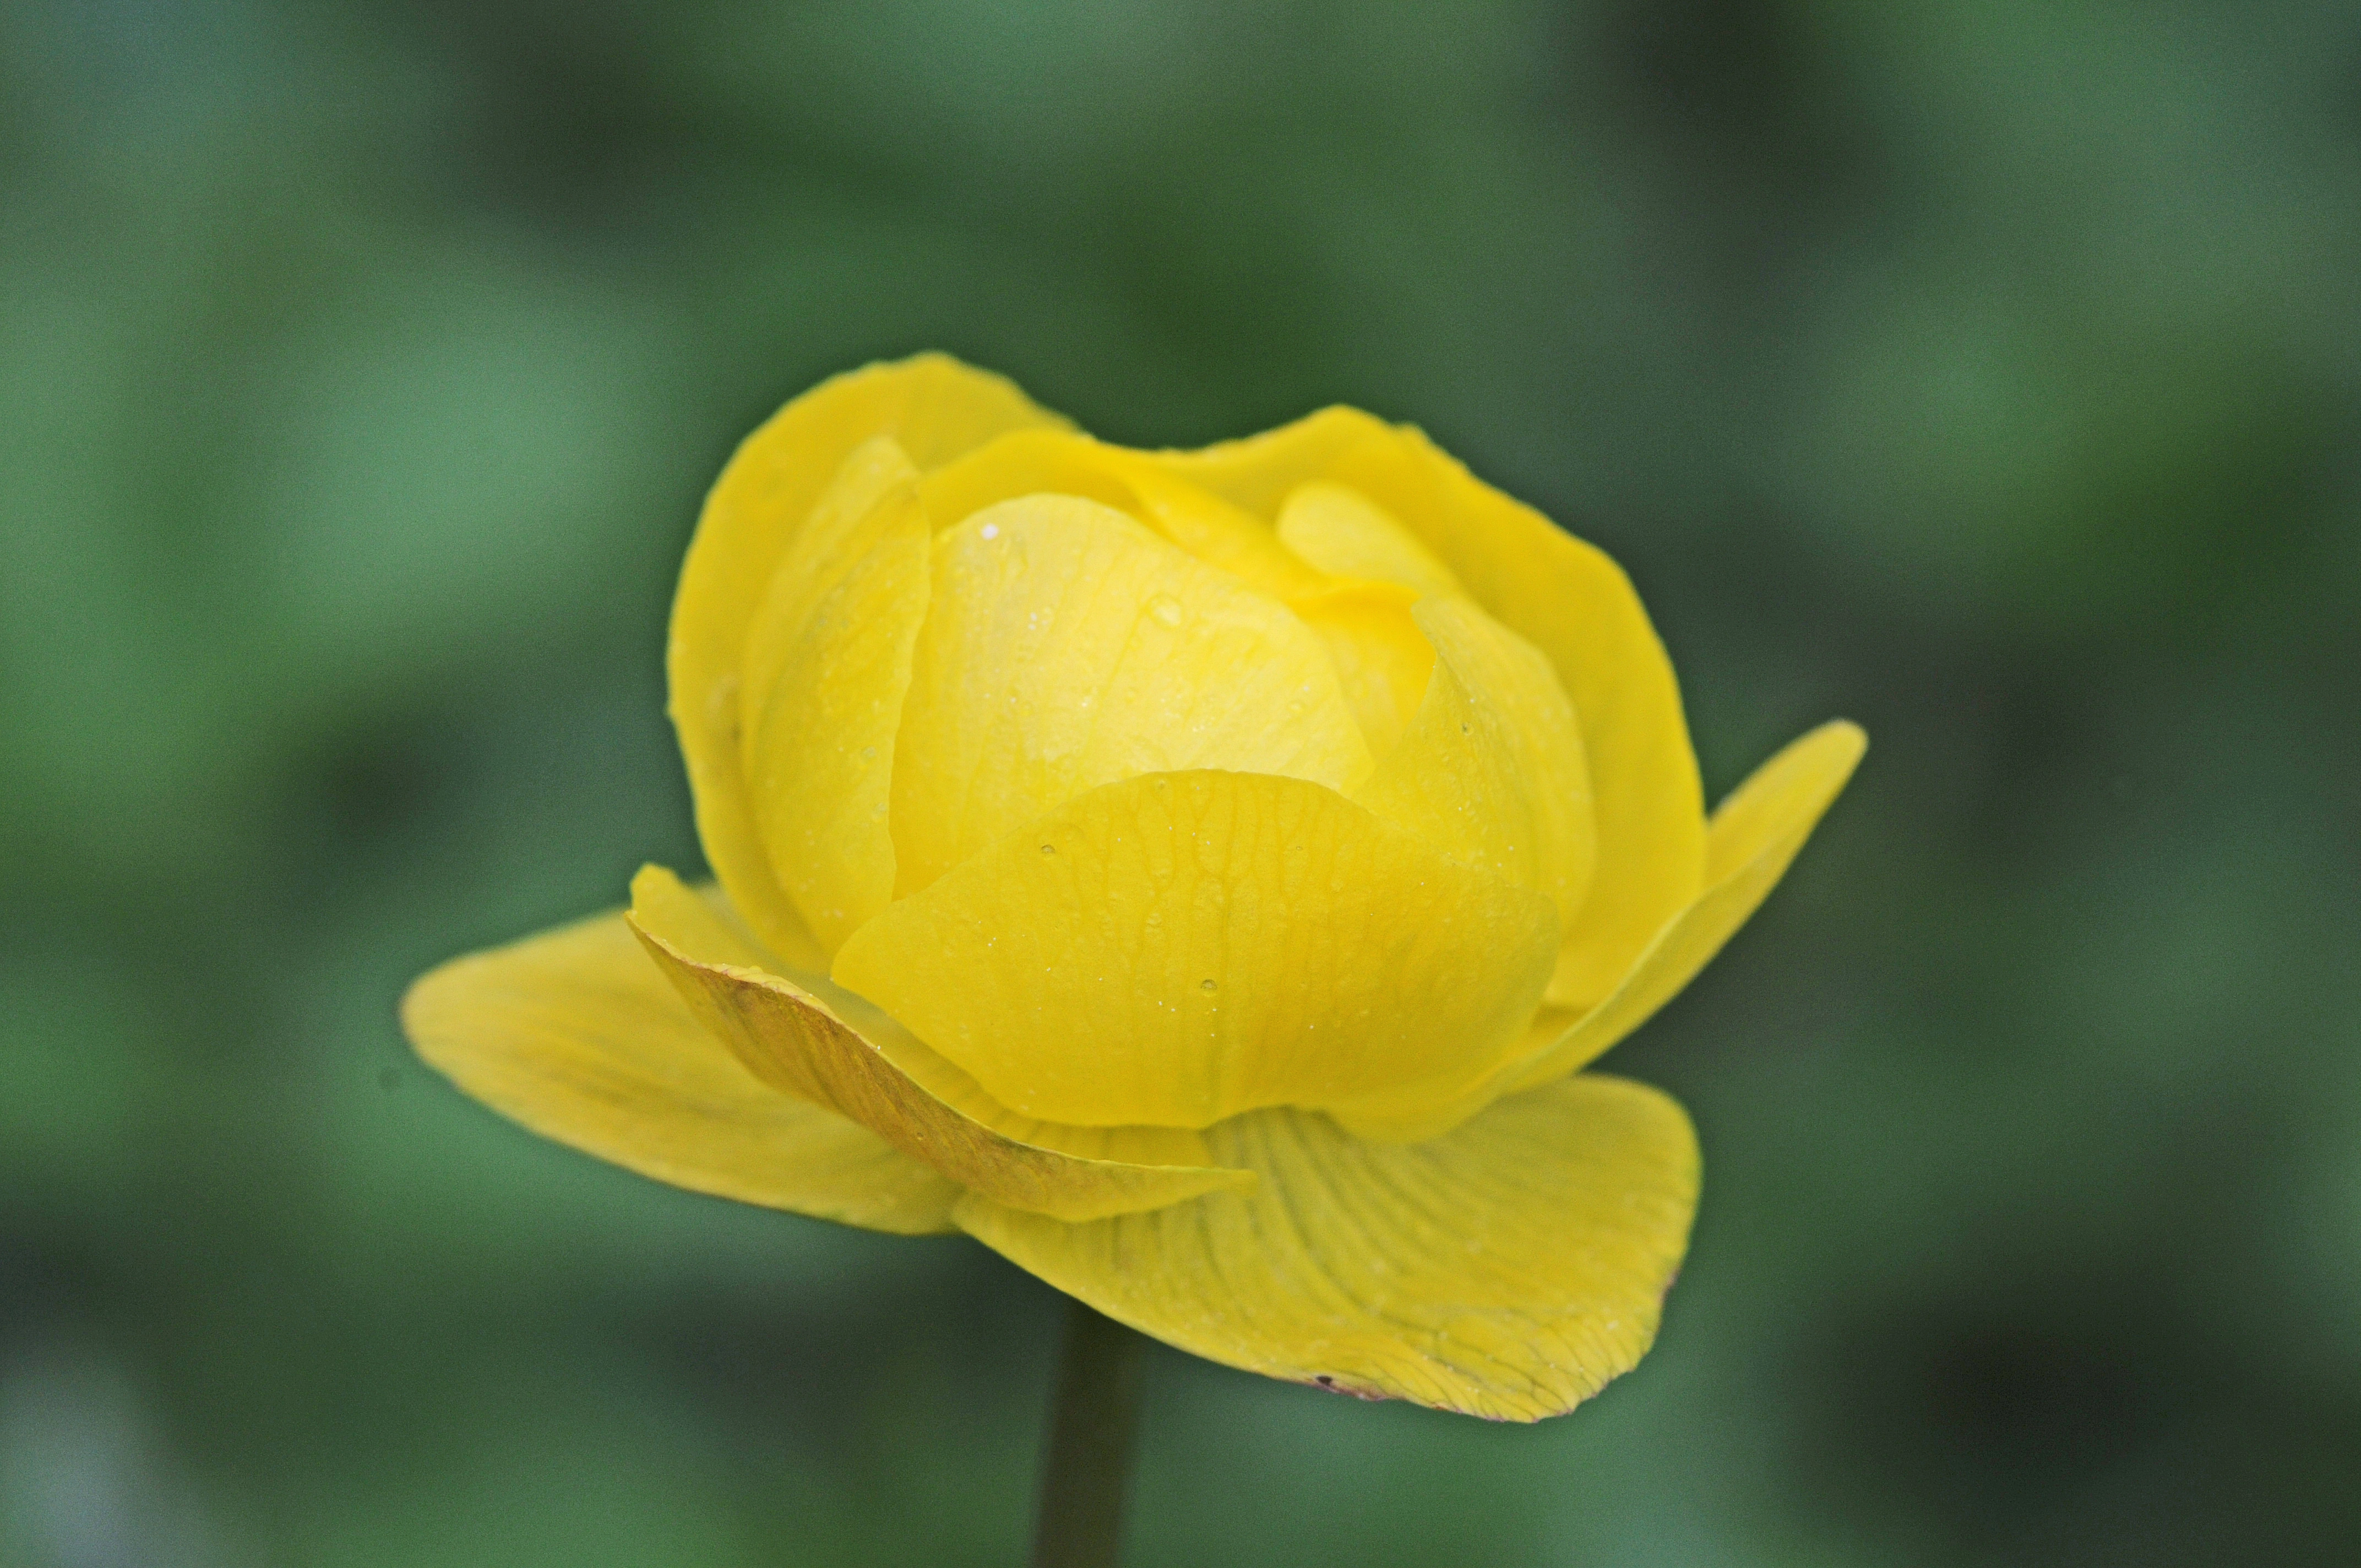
[671,355,1065,962]
[956,1073,1700,1422]
[889,498,1372,894]
[1352,597,1595,930]
[738,440,929,951]
[1337,721,1866,1140]
[627,867,1253,1223]
[400,903,960,1235]
[1321,426,1706,1010]
[834,771,1560,1130]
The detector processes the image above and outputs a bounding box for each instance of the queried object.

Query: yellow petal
[834,771,1560,1129]
[1339,720,1865,1140]
[1149,405,1396,518]
[1352,596,1595,930]
[672,355,1065,962]
[1321,427,1707,1010]
[400,903,961,1235]
[956,1072,1700,1421]
[628,865,1253,1222]
[918,427,1327,600]
[1286,580,1435,759]
[888,497,1373,894]
[1276,480,1465,598]
[738,440,930,952]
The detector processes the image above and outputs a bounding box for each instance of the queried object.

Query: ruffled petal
[1337,721,1865,1140]
[627,866,1253,1223]
[400,903,960,1235]
[672,355,1065,962]
[834,771,1559,1130]
[889,497,1371,894]
[956,1073,1699,1421]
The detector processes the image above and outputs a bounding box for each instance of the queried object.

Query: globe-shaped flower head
[405,355,1862,1420]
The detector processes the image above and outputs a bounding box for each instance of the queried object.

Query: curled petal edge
[628,865,1255,1222]
[400,905,962,1235]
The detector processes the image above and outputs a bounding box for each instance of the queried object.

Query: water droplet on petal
[1149,595,1185,628]
[1200,978,1218,992]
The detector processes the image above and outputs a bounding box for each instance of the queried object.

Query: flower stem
[1030,1297,1147,1568]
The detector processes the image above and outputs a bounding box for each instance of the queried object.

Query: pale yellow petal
[671,355,1065,962]
[834,771,1559,1130]
[1321,427,1706,1010]
[1352,597,1595,930]
[1277,481,1465,598]
[400,904,960,1235]
[1337,721,1865,1140]
[738,442,929,952]
[956,1072,1700,1422]
[888,497,1372,894]
[628,866,1253,1222]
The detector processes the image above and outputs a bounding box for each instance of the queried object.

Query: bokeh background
[6,2,2359,1564]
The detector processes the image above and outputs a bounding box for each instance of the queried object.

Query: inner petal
[889,496,1372,894]
[837,770,1560,1129]
[1277,480,1464,598]
[1288,581,1435,760]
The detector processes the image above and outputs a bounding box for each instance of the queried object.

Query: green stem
[1030,1297,1147,1568]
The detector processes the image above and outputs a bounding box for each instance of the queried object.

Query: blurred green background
[5,1,2358,1564]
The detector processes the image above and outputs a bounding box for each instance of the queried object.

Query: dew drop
[1040,843,1057,855]
[1199,978,1218,992]
[1149,595,1185,628]
[980,522,1000,540]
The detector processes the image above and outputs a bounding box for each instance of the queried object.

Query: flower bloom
[404,355,1862,1420]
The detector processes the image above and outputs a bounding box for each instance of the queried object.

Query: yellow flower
[403,355,1863,1421]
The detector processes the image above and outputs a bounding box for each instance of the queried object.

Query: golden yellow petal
[1276,480,1465,598]
[834,771,1560,1130]
[1338,720,1865,1140]
[628,866,1253,1222]
[672,355,1065,963]
[1352,596,1596,930]
[400,903,961,1235]
[1321,427,1707,1010]
[737,440,930,952]
[888,497,1372,894]
[956,1072,1700,1421]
